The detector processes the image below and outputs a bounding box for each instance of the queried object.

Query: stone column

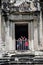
[31,21,34,51]
[37,15,40,46]
[39,11,43,49]
[0,12,1,42]
[12,22,15,51]
[5,21,10,52]
[1,16,6,53]
[40,11,42,43]
[8,22,13,51]
[28,22,31,50]
[28,21,34,51]
[0,14,6,54]
[34,19,39,51]
[0,12,2,51]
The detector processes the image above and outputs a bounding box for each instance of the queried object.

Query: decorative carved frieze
[2,0,40,13]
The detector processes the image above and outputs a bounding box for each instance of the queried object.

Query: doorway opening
[15,23,28,40]
[15,23,29,50]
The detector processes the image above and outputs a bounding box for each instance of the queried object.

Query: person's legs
[26,46,28,50]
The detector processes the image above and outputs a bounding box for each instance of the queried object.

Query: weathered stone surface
[9,14,33,21]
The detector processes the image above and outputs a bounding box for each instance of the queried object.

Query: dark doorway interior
[15,23,28,40]
[15,23,29,50]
